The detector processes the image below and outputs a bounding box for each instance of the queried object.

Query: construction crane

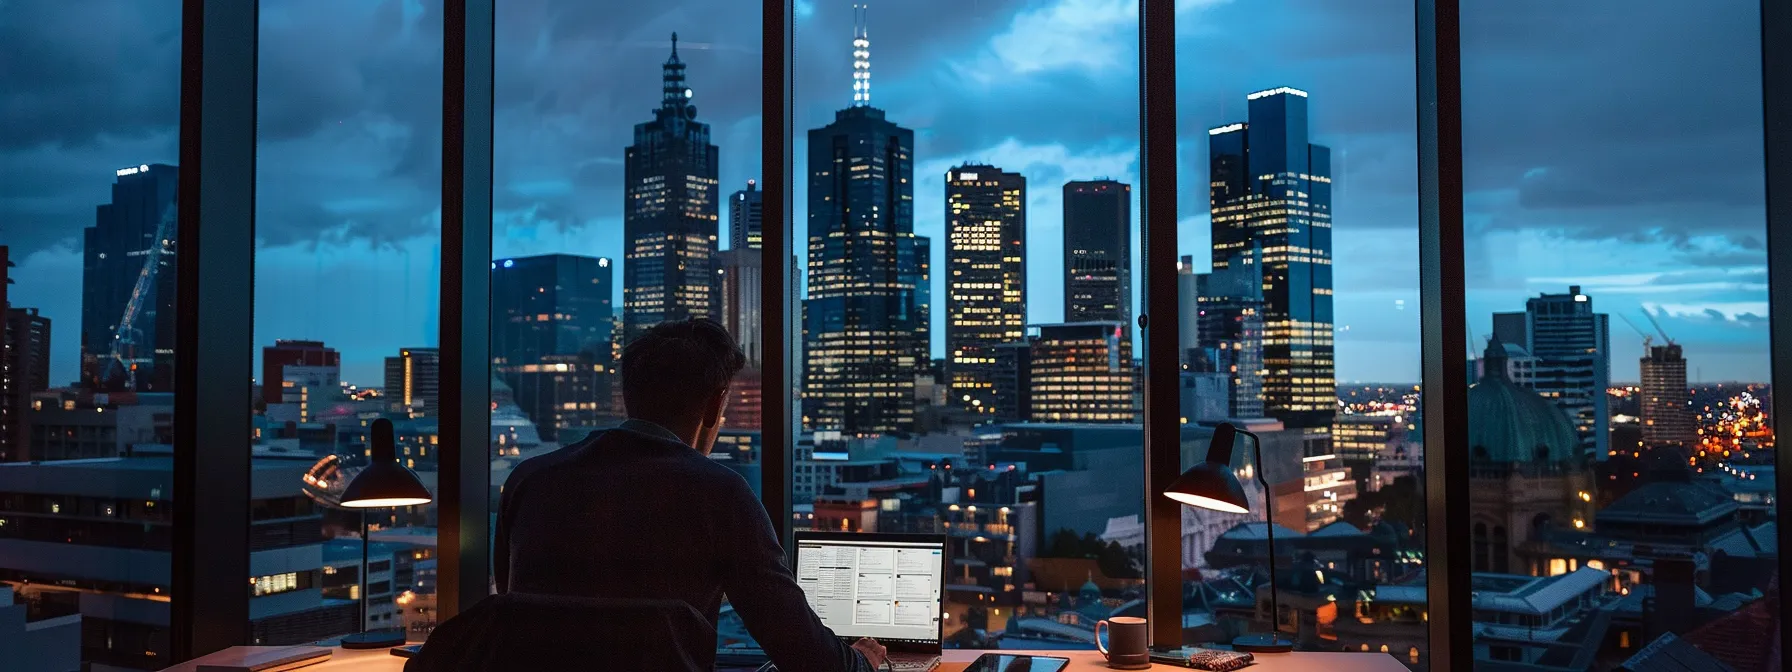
[105,202,177,390]
[1641,307,1676,346]
[1617,313,1653,350]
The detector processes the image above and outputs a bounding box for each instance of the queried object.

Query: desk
[163,647,1406,671]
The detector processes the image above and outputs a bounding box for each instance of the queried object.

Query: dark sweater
[496,420,871,672]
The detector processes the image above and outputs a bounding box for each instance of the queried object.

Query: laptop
[794,531,948,672]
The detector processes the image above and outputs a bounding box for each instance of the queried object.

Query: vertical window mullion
[1760,0,1792,655]
[1141,0,1183,647]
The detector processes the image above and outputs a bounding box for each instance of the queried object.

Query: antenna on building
[851,4,872,107]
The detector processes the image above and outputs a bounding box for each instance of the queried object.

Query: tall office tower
[492,254,616,440]
[1178,254,1201,356]
[1208,88,1334,430]
[1492,285,1611,461]
[383,347,440,418]
[944,164,1026,415]
[1029,322,1136,423]
[623,35,720,343]
[1195,247,1266,418]
[718,249,763,367]
[82,163,179,393]
[1640,343,1693,450]
[261,340,341,406]
[730,179,764,251]
[1062,180,1132,325]
[1,247,52,462]
[803,11,929,435]
[992,339,1036,423]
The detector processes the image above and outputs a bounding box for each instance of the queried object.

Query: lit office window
[253,0,445,645]
[1464,2,1776,670]
[792,0,1143,648]
[1175,0,1427,662]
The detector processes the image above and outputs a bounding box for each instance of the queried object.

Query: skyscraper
[492,254,615,439]
[730,180,763,251]
[383,347,439,418]
[1640,343,1693,450]
[1492,285,1611,461]
[803,11,929,435]
[944,164,1026,415]
[1178,255,1200,356]
[1,247,51,462]
[1208,88,1334,430]
[262,340,341,406]
[1195,247,1266,419]
[1029,322,1136,423]
[82,163,178,392]
[623,35,719,342]
[1062,180,1131,325]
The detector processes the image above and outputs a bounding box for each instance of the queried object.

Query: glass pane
[793,1,1142,650]
[1175,1,1427,665]
[252,0,444,646]
[1463,2,1775,670]
[490,0,763,655]
[0,2,182,669]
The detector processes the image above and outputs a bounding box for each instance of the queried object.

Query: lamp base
[340,629,408,650]
[1232,633,1295,653]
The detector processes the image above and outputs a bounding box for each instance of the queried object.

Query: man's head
[620,318,746,453]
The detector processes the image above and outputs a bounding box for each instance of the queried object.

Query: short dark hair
[621,318,746,427]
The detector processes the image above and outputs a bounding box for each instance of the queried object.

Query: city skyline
[0,0,1771,388]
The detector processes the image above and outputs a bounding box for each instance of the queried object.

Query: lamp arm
[1241,429,1281,640]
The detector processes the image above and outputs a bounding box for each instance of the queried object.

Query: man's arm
[719,479,873,672]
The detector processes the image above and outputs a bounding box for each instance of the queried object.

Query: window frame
[159,0,1792,668]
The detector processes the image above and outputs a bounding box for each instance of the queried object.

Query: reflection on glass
[792,0,1143,650]
[1462,3,1777,670]
[1174,0,1425,665]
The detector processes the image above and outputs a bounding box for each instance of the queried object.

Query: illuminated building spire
[661,32,692,117]
[851,4,871,107]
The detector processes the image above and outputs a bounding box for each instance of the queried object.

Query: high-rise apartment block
[1640,343,1693,450]
[1492,285,1611,461]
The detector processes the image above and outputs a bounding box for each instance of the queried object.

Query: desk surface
[164,647,1407,672]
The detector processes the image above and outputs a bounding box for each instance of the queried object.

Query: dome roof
[1468,335,1580,464]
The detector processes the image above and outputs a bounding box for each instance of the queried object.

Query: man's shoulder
[503,429,750,492]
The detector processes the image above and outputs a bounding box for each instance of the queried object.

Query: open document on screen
[795,537,945,644]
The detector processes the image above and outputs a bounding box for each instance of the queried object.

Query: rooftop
[1598,481,1738,527]
[1471,567,1610,616]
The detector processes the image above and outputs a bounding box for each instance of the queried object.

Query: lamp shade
[1164,422,1251,513]
[341,418,432,508]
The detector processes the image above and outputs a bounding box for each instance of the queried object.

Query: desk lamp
[1165,422,1294,654]
[338,418,432,649]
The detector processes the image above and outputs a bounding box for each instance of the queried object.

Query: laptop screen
[794,534,945,648]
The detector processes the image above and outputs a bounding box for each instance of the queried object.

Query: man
[496,318,885,671]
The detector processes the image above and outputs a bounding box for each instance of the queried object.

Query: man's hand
[852,638,888,669]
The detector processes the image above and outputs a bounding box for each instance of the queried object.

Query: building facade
[82,164,179,393]
[1492,286,1612,461]
[262,340,341,407]
[803,21,928,436]
[383,348,440,418]
[1208,89,1334,430]
[730,179,763,252]
[1640,343,1693,450]
[1195,247,1266,419]
[1062,180,1131,326]
[944,165,1026,416]
[1029,323,1136,424]
[623,35,720,341]
[1,247,51,462]
[492,254,616,440]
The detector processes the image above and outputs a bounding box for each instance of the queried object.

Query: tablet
[961,653,1072,672]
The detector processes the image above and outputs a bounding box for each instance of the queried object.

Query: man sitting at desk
[496,318,885,672]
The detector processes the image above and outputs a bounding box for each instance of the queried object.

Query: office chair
[403,592,714,672]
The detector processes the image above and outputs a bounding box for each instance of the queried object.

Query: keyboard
[888,655,941,672]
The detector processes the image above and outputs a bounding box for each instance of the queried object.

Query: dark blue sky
[0,0,1769,387]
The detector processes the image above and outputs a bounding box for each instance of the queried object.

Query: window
[252,0,445,646]
[490,0,763,653]
[1463,1,1777,669]
[0,2,183,668]
[791,0,1142,649]
[1175,0,1427,663]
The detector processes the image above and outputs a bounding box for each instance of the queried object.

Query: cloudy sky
[0,0,1768,387]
